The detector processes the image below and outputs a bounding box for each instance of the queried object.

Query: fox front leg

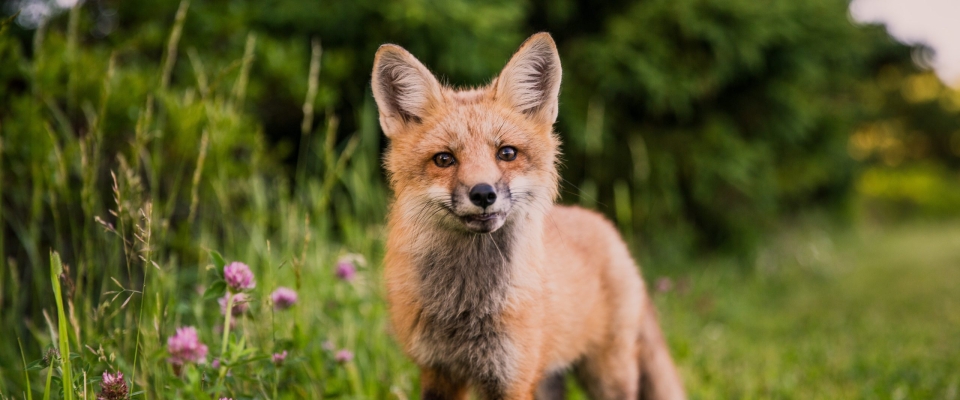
[420,367,469,400]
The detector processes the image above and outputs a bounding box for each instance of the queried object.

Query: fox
[372,32,686,400]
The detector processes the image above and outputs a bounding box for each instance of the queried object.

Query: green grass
[650,220,960,399]
[7,201,960,399]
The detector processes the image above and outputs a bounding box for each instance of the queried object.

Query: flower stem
[213,292,234,398]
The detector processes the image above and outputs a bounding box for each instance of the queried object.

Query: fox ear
[495,33,562,124]
[371,44,443,137]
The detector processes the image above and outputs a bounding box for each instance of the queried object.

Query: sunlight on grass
[653,221,960,399]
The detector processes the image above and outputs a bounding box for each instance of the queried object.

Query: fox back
[373,33,686,400]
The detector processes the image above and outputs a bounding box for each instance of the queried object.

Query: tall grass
[1,1,401,398]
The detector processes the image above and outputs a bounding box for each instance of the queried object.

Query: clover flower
[167,326,208,366]
[322,340,335,351]
[218,292,250,316]
[41,347,59,368]
[270,287,298,310]
[97,371,128,400]
[272,350,288,366]
[335,349,353,364]
[224,261,255,292]
[655,277,674,293]
[335,259,356,282]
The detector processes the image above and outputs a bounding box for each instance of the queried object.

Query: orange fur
[373,33,686,400]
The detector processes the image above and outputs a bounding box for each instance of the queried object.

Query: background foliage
[2,0,960,398]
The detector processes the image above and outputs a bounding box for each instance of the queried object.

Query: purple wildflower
[167,326,208,366]
[224,261,256,292]
[97,371,128,400]
[270,287,298,310]
[272,350,288,366]
[211,358,221,369]
[321,340,335,351]
[218,293,250,316]
[335,349,353,364]
[335,259,356,281]
[655,277,674,293]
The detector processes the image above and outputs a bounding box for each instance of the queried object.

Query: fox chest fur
[406,224,520,387]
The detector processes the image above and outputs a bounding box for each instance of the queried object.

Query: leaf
[210,250,226,270]
[26,359,44,371]
[203,281,226,301]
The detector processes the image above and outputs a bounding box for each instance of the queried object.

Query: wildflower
[167,326,208,366]
[321,340,335,351]
[97,370,128,400]
[224,261,256,292]
[270,287,298,310]
[218,293,250,316]
[211,358,221,369]
[655,277,674,293]
[272,350,288,366]
[335,259,356,281]
[41,347,59,368]
[335,349,353,364]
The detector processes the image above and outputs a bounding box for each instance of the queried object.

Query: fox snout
[469,183,497,208]
[451,181,510,233]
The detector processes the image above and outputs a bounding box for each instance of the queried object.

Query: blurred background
[1,0,959,398]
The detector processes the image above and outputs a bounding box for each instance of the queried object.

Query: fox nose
[469,184,497,208]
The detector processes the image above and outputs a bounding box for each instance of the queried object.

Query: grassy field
[5,212,960,399]
[647,220,960,399]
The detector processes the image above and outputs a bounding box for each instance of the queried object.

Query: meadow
[3,1,960,399]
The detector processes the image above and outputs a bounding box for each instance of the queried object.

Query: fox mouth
[458,212,505,233]
[461,212,501,223]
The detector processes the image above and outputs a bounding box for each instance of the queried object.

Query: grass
[647,219,960,399]
[6,202,960,399]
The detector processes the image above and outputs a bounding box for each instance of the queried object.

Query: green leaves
[205,250,228,300]
[203,281,227,301]
[210,250,226,271]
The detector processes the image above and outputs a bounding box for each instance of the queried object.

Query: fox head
[373,33,562,234]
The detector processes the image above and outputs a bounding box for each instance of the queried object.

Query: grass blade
[50,251,73,400]
[17,337,33,400]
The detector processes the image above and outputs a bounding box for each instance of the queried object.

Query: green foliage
[538,0,904,257]
[856,164,960,218]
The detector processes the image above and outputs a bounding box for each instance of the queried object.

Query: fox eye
[497,146,518,161]
[433,152,456,168]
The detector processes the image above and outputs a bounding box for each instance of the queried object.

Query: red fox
[372,32,686,400]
